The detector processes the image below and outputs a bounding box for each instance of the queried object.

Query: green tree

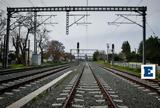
[93,50,99,61]
[138,36,160,64]
[121,41,131,61]
[93,50,106,61]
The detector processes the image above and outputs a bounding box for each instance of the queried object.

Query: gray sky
[0,0,160,53]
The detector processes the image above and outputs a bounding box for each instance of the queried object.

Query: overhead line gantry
[3,6,147,68]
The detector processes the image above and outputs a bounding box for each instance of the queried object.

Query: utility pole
[70,49,72,62]
[0,41,3,63]
[28,39,30,66]
[108,12,147,64]
[142,11,146,64]
[77,42,79,65]
[34,11,37,54]
[66,12,69,35]
[111,44,114,65]
[106,43,109,62]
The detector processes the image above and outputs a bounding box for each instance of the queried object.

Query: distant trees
[121,41,131,61]
[45,40,65,62]
[93,50,106,61]
[138,36,160,64]
[93,51,99,61]
[115,36,160,65]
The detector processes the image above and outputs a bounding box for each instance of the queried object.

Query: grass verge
[10,64,26,69]
[9,61,67,69]
[95,61,160,80]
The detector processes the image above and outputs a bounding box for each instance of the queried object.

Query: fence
[114,62,160,71]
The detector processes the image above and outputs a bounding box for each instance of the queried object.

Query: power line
[28,0,34,7]
[137,0,143,6]
[146,22,156,36]
[0,0,10,7]
[40,0,46,6]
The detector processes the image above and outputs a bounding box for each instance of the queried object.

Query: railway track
[96,63,160,96]
[0,64,69,84]
[52,62,127,108]
[2,62,160,108]
[0,64,70,95]
[0,63,67,75]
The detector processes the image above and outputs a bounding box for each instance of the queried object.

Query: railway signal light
[112,44,114,50]
[112,44,114,52]
[77,42,79,49]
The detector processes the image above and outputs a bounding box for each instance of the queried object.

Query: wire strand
[28,0,34,7]
[146,21,156,36]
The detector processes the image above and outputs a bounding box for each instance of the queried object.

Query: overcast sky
[0,0,160,54]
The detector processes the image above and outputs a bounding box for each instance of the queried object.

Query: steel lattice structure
[3,6,147,68]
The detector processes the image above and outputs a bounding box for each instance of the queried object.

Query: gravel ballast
[91,63,160,108]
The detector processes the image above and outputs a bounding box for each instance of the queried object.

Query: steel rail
[96,63,160,84]
[0,64,69,84]
[0,63,68,75]
[0,66,69,95]
[63,65,85,108]
[98,65,160,96]
[89,64,117,108]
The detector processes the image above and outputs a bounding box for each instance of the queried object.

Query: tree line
[0,11,71,66]
[93,36,160,65]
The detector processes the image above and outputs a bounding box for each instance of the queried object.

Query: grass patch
[95,61,160,80]
[9,62,67,69]
[10,64,26,69]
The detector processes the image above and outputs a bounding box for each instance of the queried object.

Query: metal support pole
[0,41,3,63]
[112,50,114,65]
[66,12,69,35]
[77,49,79,65]
[142,11,146,64]
[107,43,109,62]
[111,44,114,65]
[70,49,72,62]
[34,11,37,54]
[28,39,30,66]
[3,10,11,68]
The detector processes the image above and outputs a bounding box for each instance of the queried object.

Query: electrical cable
[40,0,46,6]
[146,21,156,36]
[28,0,34,7]
[137,0,143,6]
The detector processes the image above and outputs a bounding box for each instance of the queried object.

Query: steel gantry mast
[3,6,147,68]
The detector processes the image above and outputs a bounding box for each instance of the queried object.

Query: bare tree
[0,10,6,63]
[11,13,34,65]
[0,10,6,37]
[46,40,65,62]
[37,28,49,63]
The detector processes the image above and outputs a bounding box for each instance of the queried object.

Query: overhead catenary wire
[146,21,156,36]
[137,0,143,6]
[0,0,10,8]
[28,0,34,7]
[40,0,46,6]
